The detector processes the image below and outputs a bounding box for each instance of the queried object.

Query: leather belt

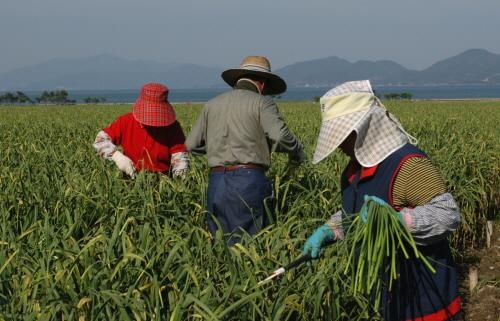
[210,164,266,173]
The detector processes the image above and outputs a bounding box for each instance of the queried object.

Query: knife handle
[284,254,312,271]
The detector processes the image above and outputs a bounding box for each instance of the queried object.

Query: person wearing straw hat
[302,80,462,320]
[93,82,189,178]
[186,55,305,242]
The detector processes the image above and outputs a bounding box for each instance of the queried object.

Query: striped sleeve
[400,193,461,245]
[392,157,446,208]
[392,157,461,245]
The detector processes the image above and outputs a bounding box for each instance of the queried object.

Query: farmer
[302,80,461,320]
[93,82,189,178]
[186,55,305,241]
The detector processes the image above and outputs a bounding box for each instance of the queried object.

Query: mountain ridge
[1,49,499,90]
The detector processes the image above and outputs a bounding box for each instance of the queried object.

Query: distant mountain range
[1,49,500,91]
[278,49,500,87]
[0,55,223,91]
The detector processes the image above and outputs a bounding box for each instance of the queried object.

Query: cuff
[326,221,343,240]
[400,208,414,230]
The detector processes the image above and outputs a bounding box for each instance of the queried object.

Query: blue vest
[341,144,461,321]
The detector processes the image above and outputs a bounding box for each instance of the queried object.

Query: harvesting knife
[258,254,311,285]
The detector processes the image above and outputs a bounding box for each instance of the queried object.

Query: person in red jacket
[93,83,189,178]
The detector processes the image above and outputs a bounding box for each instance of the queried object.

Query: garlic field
[0,101,498,320]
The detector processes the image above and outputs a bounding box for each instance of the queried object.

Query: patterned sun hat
[132,83,176,127]
[312,80,414,167]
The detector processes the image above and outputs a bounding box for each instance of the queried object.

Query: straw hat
[312,80,412,167]
[132,83,176,127]
[221,56,287,95]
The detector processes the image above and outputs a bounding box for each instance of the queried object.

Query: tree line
[0,90,106,105]
[383,92,413,100]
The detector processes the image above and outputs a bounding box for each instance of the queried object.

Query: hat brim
[312,109,370,164]
[132,100,176,127]
[221,69,287,95]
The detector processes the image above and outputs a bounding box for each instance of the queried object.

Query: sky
[1,0,500,73]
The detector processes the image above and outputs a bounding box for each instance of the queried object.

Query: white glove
[111,151,136,178]
[171,152,189,180]
[172,168,188,179]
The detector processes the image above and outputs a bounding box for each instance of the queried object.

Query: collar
[345,160,379,183]
[234,79,261,94]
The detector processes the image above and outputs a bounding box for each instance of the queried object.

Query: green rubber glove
[303,224,335,259]
[361,195,403,223]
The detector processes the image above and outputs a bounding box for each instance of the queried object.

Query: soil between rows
[461,221,500,321]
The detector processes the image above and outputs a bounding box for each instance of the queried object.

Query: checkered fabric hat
[132,83,176,127]
[312,80,413,167]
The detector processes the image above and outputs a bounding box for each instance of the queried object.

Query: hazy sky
[2,0,500,73]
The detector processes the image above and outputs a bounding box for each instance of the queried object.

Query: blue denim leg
[206,171,224,235]
[206,168,273,239]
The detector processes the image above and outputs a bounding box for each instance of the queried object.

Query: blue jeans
[206,168,273,242]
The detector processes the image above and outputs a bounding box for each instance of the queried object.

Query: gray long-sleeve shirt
[185,81,305,168]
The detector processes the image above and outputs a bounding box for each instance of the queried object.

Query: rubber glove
[289,148,306,166]
[111,151,136,178]
[284,149,306,180]
[361,195,403,223]
[303,224,335,259]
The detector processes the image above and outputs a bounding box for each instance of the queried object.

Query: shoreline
[1,97,500,107]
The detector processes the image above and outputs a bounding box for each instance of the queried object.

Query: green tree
[4,92,16,103]
[36,90,75,104]
[83,97,105,104]
[16,91,33,104]
[400,92,413,100]
[384,93,402,100]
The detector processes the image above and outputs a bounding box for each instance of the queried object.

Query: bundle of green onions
[343,200,436,313]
